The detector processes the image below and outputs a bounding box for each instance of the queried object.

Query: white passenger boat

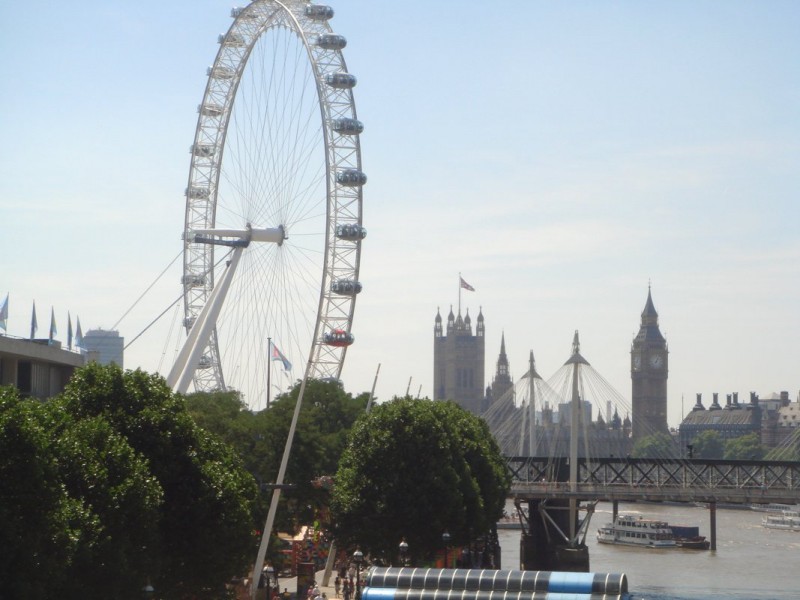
[751,503,798,513]
[597,515,677,548]
[762,510,800,531]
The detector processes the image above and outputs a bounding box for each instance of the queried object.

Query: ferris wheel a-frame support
[166,245,244,394]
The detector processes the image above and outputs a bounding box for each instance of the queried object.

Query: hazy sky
[2,1,798,428]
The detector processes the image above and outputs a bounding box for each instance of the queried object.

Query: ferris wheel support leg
[167,247,244,393]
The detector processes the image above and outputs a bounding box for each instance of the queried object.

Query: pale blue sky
[2,1,798,426]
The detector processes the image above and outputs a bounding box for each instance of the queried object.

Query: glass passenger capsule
[199,103,223,117]
[207,65,235,80]
[325,72,357,89]
[335,224,367,241]
[191,144,216,158]
[186,186,210,199]
[305,5,334,20]
[332,118,363,135]
[183,316,196,330]
[181,274,207,287]
[330,279,362,296]
[218,32,247,47]
[197,355,213,369]
[323,329,354,347]
[337,169,367,186]
[231,7,259,19]
[315,34,347,50]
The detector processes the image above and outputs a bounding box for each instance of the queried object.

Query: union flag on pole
[460,277,475,292]
[270,341,292,371]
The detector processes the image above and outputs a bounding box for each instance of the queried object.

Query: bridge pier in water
[519,498,590,572]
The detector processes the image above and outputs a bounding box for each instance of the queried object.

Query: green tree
[330,398,510,564]
[631,432,676,458]
[0,387,81,599]
[187,380,368,533]
[724,433,765,460]
[691,430,725,459]
[60,363,258,598]
[0,383,162,600]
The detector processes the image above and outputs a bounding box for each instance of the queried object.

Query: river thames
[499,501,798,600]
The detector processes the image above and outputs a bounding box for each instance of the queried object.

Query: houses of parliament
[433,289,670,446]
[433,288,795,455]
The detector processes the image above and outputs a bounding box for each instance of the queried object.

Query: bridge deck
[507,456,800,505]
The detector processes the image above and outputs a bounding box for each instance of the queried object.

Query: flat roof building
[0,335,85,400]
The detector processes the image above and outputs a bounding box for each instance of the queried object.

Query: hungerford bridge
[481,335,800,570]
[504,455,800,568]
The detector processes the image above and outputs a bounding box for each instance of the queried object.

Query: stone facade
[433,306,485,414]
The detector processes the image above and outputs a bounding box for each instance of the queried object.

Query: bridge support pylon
[518,497,590,573]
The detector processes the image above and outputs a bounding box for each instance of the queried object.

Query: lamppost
[442,531,451,568]
[353,548,364,600]
[398,539,409,567]
[142,583,155,599]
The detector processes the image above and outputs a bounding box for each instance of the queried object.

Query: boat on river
[752,502,799,513]
[670,525,711,549]
[762,510,800,531]
[597,515,677,548]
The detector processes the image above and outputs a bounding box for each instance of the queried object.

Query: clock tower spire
[631,285,669,439]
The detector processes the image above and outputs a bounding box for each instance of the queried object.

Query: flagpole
[267,337,272,409]
[458,272,462,316]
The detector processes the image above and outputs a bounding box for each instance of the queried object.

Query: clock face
[633,355,642,370]
[649,354,663,368]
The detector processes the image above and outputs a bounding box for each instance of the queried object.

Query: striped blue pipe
[365,567,628,596]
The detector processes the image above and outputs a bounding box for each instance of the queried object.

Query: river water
[498,501,799,600]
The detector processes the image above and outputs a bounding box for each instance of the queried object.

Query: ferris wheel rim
[180,0,364,407]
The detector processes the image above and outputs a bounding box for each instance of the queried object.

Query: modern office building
[82,329,124,367]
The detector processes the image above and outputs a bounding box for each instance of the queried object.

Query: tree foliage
[0,363,259,599]
[690,430,725,459]
[0,380,162,599]
[186,380,368,534]
[631,432,676,458]
[59,363,258,598]
[723,433,765,460]
[330,398,510,564]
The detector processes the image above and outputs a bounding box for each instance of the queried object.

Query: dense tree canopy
[690,430,725,459]
[723,433,765,460]
[631,432,676,458]
[186,380,368,534]
[330,398,510,564]
[0,363,259,599]
[0,383,162,599]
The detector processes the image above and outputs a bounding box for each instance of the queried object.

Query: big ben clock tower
[631,286,669,439]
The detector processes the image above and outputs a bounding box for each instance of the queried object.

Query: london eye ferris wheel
[172,0,365,409]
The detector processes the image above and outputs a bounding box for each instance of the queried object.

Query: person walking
[335,576,341,598]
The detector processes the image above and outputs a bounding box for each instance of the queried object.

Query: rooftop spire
[565,329,590,365]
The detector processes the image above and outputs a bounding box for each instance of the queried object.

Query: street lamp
[353,548,364,600]
[398,539,409,567]
[442,531,451,568]
[142,583,155,599]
